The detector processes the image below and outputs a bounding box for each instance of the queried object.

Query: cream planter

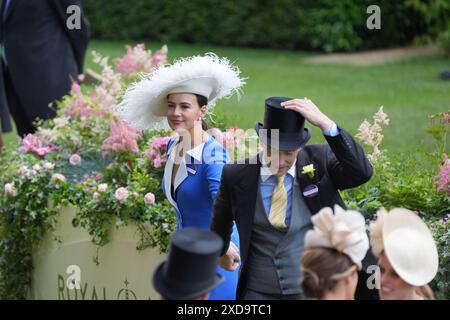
[31,204,167,300]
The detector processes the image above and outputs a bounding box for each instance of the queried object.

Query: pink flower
[144,192,155,204]
[436,153,450,195]
[145,149,157,158]
[18,134,53,157]
[444,113,450,124]
[51,173,67,184]
[373,106,390,125]
[151,45,168,68]
[71,81,81,95]
[114,187,129,202]
[18,166,30,178]
[102,119,142,155]
[356,107,390,164]
[153,155,162,168]
[93,192,100,200]
[152,136,170,149]
[43,162,55,170]
[114,44,168,76]
[98,183,108,193]
[115,50,139,75]
[4,183,18,197]
[69,154,82,166]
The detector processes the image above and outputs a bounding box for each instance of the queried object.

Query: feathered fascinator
[116,53,245,130]
[305,205,370,270]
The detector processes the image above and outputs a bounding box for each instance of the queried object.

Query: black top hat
[152,228,224,300]
[255,97,311,150]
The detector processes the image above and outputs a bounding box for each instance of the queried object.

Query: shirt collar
[260,153,296,182]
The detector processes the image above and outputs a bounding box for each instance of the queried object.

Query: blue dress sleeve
[204,141,240,249]
[204,142,228,201]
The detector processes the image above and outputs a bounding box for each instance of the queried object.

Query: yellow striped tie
[268,174,287,230]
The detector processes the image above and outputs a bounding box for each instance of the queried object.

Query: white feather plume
[116,53,246,131]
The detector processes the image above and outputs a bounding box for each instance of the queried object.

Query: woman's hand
[219,241,241,271]
[281,98,334,131]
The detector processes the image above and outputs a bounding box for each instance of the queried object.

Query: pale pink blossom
[102,119,142,155]
[4,183,18,197]
[90,51,123,111]
[144,192,155,204]
[373,106,390,125]
[18,166,30,178]
[114,187,129,202]
[356,107,390,164]
[114,44,168,76]
[53,117,69,128]
[51,173,67,183]
[93,192,100,200]
[69,154,82,166]
[44,162,55,170]
[98,183,108,193]
[436,153,450,195]
[153,156,162,168]
[18,134,53,157]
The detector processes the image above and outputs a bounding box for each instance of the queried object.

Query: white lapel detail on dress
[163,136,180,210]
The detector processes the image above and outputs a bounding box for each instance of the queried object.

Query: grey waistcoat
[246,180,313,295]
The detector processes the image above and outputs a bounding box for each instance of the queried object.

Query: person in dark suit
[0,0,89,137]
[211,96,378,300]
[153,227,225,300]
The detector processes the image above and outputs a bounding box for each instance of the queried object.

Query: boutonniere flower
[302,164,316,179]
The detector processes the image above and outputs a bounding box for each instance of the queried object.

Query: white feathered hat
[305,205,370,270]
[369,208,439,286]
[116,53,245,130]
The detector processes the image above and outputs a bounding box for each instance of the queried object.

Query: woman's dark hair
[194,94,208,130]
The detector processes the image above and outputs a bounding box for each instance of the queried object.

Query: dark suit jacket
[0,0,90,126]
[211,127,379,300]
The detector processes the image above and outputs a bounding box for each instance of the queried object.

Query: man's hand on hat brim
[281,98,334,132]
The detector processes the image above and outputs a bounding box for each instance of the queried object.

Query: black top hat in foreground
[255,97,311,150]
[152,228,224,300]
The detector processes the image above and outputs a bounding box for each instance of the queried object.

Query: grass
[2,40,449,160]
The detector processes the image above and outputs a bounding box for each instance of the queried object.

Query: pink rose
[51,173,67,183]
[98,183,108,193]
[144,192,155,204]
[4,183,18,197]
[18,166,30,178]
[114,187,129,202]
[43,162,55,170]
[69,154,82,166]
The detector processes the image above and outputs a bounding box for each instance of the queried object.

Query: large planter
[31,205,167,300]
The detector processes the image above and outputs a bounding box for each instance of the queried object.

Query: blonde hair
[300,247,356,299]
[416,285,435,300]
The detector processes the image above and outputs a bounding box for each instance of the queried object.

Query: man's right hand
[219,241,241,271]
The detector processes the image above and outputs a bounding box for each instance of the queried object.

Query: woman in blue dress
[117,55,245,299]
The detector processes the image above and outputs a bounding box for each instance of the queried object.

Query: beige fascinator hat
[304,205,370,270]
[116,53,245,131]
[369,208,439,287]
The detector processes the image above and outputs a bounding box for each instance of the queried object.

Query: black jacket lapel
[296,151,323,216]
